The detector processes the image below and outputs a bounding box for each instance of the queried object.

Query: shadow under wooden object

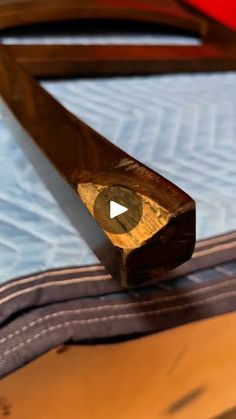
[1,312,236,418]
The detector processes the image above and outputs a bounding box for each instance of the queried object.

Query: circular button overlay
[93,186,143,234]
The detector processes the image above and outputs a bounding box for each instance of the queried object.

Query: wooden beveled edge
[0,0,236,77]
[0,43,195,287]
[6,44,236,78]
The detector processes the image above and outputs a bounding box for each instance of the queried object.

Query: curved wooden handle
[0,0,203,33]
[2,0,236,78]
[0,0,236,77]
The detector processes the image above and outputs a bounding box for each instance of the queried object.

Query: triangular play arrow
[110,200,128,219]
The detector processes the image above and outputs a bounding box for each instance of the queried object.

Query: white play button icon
[93,186,143,234]
[110,200,128,219]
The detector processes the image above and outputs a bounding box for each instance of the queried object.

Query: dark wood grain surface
[0,0,201,33]
[0,0,236,77]
[0,44,195,286]
[0,0,235,284]
[8,43,236,78]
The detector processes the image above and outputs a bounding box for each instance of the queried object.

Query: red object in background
[185,0,236,30]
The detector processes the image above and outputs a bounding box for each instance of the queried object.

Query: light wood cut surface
[1,313,236,418]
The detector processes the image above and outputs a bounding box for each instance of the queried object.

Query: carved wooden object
[0,43,195,286]
[0,0,235,78]
[5,0,236,285]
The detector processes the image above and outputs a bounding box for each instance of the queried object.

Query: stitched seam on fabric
[0,274,111,305]
[193,241,236,258]
[1,233,235,295]
[0,270,236,310]
[1,286,236,350]
[195,232,236,248]
[0,265,105,294]
[2,287,236,359]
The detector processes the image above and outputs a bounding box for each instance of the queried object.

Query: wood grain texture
[0,0,202,33]
[2,312,236,418]
[1,0,235,284]
[0,0,235,77]
[8,43,236,78]
[0,44,195,286]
